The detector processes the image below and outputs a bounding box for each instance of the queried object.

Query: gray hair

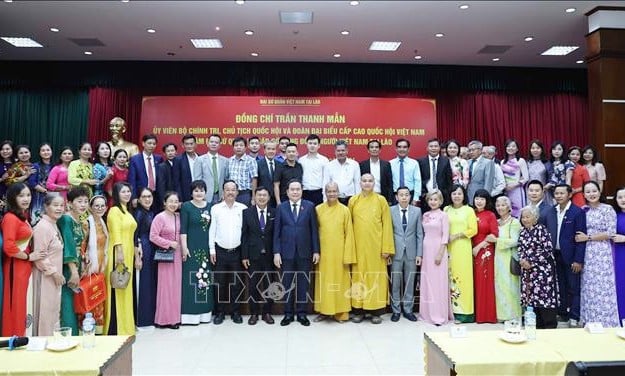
[496,196,511,211]
[468,140,483,149]
[519,205,539,222]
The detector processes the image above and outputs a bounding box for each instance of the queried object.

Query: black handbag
[153,213,177,263]
[510,256,521,276]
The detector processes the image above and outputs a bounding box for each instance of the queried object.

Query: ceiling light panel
[540,46,579,56]
[190,39,223,48]
[1,37,43,47]
[279,11,313,24]
[369,41,401,51]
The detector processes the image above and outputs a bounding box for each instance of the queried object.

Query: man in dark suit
[128,133,163,206]
[417,138,453,208]
[359,139,393,204]
[273,179,320,326]
[257,140,280,208]
[155,142,177,210]
[545,184,587,327]
[527,179,551,224]
[241,186,276,325]
[173,134,200,202]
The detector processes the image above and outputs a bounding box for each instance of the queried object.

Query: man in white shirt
[209,180,247,325]
[359,139,393,204]
[299,134,329,206]
[323,140,361,205]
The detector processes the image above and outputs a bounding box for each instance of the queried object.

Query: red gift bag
[73,273,107,314]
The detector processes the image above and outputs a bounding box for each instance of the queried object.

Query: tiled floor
[132,315,503,375]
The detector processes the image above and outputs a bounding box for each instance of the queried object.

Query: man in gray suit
[390,186,423,322]
[193,134,229,203]
[466,140,496,203]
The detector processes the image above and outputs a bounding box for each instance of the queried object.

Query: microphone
[0,336,29,350]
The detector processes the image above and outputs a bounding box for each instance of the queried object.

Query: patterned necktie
[399,158,405,187]
[212,156,219,194]
[432,158,438,189]
[259,209,266,231]
[147,156,155,190]
[401,209,407,232]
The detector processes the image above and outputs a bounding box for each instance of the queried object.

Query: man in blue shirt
[389,138,421,206]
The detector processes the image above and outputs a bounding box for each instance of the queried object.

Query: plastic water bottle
[524,306,536,340]
[82,312,96,349]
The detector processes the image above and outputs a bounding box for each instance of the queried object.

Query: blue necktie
[259,209,266,231]
[399,158,405,187]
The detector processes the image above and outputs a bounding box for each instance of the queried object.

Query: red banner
[140,96,436,161]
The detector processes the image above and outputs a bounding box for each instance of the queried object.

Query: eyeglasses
[92,205,106,209]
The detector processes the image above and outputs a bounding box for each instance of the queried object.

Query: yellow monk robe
[348,192,395,310]
[444,205,478,322]
[314,202,357,321]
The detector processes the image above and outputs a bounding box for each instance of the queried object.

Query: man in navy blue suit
[173,134,200,202]
[273,179,320,326]
[545,184,587,327]
[256,140,280,208]
[128,133,163,206]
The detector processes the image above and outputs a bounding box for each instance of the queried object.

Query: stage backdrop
[140,96,436,161]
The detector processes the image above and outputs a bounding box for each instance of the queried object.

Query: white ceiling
[0,0,621,68]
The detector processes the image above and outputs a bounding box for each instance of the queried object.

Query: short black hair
[190,180,207,192]
[367,140,381,149]
[182,134,196,143]
[162,142,177,153]
[223,179,238,190]
[396,138,410,148]
[554,183,572,194]
[306,134,320,143]
[527,180,544,189]
[279,136,291,143]
[255,186,270,195]
[142,133,158,143]
[232,137,247,146]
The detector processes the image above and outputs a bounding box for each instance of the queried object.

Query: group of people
[1,116,624,338]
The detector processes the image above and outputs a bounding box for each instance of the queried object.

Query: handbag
[510,255,521,276]
[73,273,107,314]
[110,248,131,289]
[153,213,177,263]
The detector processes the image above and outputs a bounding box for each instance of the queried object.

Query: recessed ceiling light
[341,30,350,36]
[459,4,469,10]
[84,51,93,55]
[435,33,445,38]
[414,55,422,60]
[492,57,500,62]
[190,38,223,49]
[244,30,254,36]
[576,60,584,64]
[146,28,156,34]
[50,27,60,33]
[121,0,130,3]
[250,52,259,57]
[541,45,579,56]
[524,36,534,42]
[565,7,576,13]
[235,0,245,4]
[350,1,359,5]
[215,26,220,31]
[4,0,13,3]
[333,53,341,58]
[369,41,401,51]
[280,11,313,24]
[1,37,43,47]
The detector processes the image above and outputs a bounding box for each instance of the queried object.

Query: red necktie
[147,156,155,190]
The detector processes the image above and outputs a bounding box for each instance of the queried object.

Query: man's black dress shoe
[280,315,294,326]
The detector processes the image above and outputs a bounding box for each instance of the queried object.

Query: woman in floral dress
[180,181,214,325]
[28,143,53,225]
[518,206,558,329]
[68,142,97,197]
[547,141,567,200]
[471,189,498,323]
[445,140,469,188]
[576,181,619,327]
[501,139,528,218]
[93,142,113,197]
[527,139,552,204]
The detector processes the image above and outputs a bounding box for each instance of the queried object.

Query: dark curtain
[87,87,589,157]
[0,89,88,155]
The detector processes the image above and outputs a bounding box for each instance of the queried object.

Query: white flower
[196,272,202,278]
[203,273,208,278]
[201,262,207,268]
[198,268,204,273]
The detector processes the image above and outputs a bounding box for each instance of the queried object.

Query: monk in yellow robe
[314,182,357,323]
[348,173,395,324]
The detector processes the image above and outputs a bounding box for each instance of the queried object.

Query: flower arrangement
[200,210,211,231]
